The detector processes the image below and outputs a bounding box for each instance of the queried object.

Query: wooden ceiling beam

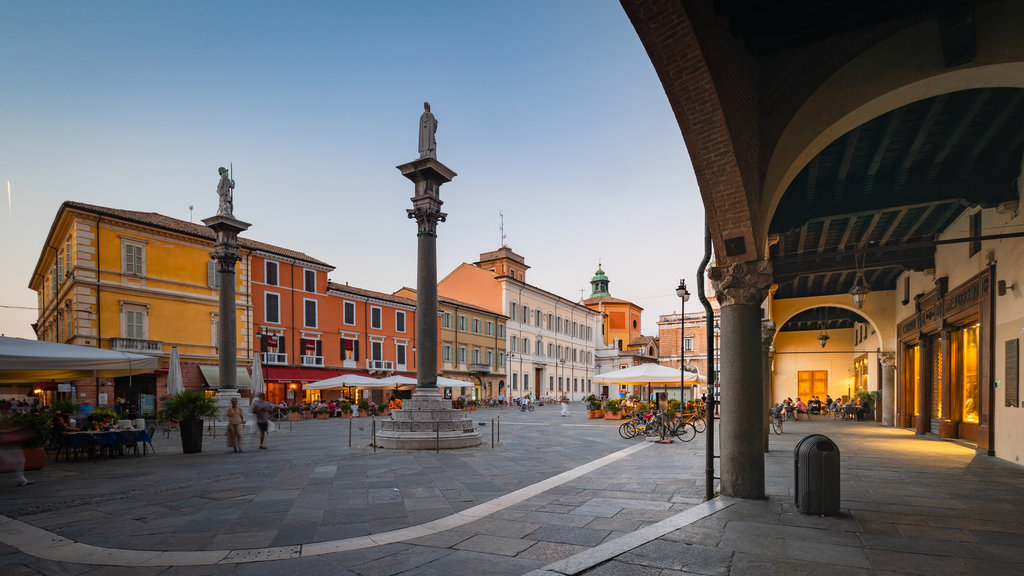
[864,108,903,193]
[856,212,881,249]
[958,91,1024,180]
[927,90,989,184]
[895,94,947,191]
[878,207,910,246]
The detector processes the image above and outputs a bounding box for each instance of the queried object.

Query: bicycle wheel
[673,422,697,442]
[618,421,635,439]
[528,404,535,412]
[771,415,783,435]
[691,416,706,433]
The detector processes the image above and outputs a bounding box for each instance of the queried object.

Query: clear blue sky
[0,1,706,339]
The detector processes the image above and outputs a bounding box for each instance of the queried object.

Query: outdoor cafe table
[65,429,154,460]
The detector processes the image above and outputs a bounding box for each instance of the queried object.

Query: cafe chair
[143,425,157,455]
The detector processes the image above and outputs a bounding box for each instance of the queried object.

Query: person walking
[226,397,245,453]
[559,394,570,417]
[251,393,273,449]
[0,420,34,486]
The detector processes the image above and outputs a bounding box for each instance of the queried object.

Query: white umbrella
[0,336,159,383]
[166,346,184,396]
[250,352,265,398]
[302,373,378,390]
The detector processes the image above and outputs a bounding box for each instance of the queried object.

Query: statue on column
[216,167,235,216]
[419,102,437,159]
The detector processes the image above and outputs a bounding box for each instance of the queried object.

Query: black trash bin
[794,434,840,516]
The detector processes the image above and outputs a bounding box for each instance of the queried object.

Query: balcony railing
[111,338,162,353]
[302,355,324,367]
[367,359,393,371]
[470,363,491,374]
[262,352,288,365]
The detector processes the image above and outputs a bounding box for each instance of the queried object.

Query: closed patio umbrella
[166,347,184,396]
[251,352,265,398]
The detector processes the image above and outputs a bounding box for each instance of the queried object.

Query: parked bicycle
[619,409,696,442]
[769,404,784,435]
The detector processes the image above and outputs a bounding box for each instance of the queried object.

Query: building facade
[438,247,601,401]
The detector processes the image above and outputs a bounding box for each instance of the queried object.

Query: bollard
[348,417,352,447]
[497,416,500,442]
[491,419,494,448]
[436,423,440,453]
[372,418,376,452]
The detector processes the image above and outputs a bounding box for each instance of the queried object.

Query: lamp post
[676,280,691,405]
[504,352,514,399]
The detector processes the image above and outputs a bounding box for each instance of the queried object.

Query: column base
[375,388,481,450]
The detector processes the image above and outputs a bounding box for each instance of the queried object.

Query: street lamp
[676,279,690,406]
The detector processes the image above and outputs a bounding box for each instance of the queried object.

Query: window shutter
[316,340,322,356]
[354,340,359,361]
[208,261,218,287]
[260,335,267,353]
[279,336,285,354]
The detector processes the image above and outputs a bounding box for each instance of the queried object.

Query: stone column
[761,320,776,453]
[400,159,454,389]
[203,213,250,420]
[880,351,896,426]
[709,260,773,500]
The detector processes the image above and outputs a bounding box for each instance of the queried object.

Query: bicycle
[769,404,783,435]
[519,403,535,412]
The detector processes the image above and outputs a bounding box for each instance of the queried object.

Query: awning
[0,336,159,384]
[266,366,344,382]
[199,365,254,389]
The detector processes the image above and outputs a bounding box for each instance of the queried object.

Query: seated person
[857,398,871,421]
[54,413,80,433]
[794,398,808,418]
[808,397,822,414]
[97,415,118,431]
[781,398,795,420]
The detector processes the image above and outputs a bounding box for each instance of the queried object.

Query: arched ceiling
[769,87,1024,300]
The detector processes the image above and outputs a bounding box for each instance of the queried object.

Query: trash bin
[794,434,840,516]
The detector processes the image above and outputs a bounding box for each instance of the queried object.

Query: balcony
[111,338,161,353]
[302,355,324,367]
[470,363,491,374]
[367,359,394,371]
[262,352,288,365]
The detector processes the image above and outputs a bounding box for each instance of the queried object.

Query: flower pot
[288,412,301,421]
[180,419,204,454]
[604,412,622,420]
[317,414,330,420]
[588,410,604,419]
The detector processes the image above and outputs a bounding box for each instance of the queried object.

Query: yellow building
[28,202,326,416]
[393,288,508,401]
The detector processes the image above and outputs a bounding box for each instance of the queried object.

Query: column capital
[879,350,896,367]
[709,260,773,307]
[761,320,776,347]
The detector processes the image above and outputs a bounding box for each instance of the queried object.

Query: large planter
[0,447,45,472]
[180,419,204,454]
[588,410,604,419]
[874,402,882,422]
[288,412,301,421]
[604,412,622,420]
[317,413,330,420]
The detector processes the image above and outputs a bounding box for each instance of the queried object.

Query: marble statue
[216,167,235,216]
[419,102,437,159]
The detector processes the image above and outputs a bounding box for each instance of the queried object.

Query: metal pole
[491,418,495,448]
[497,416,500,442]
[372,418,376,453]
[348,416,352,447]
[697,217,716,501]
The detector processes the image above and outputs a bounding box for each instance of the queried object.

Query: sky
[0,0,707,340]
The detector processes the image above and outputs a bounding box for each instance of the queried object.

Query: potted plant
[339,402,352,418]
[586,395,603,418]
[4,412,51,471]
[162,390,218,454]
[357,398,370,417]
[316,407,330,420]
[453,397,466,410]
[666,399,681,419]
[603,398,622,420]
[287,404,302,421]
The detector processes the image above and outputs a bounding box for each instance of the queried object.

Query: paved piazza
[0,405,714,575]
[5,406,1024,575]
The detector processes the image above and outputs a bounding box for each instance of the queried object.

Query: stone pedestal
[375,389,481,449]
[214,389,243,424]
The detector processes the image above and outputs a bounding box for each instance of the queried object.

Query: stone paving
[2,407,1023,575]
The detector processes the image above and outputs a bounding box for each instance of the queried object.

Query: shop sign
[57,383,72,392]
[265,335,278,348]
[944,279,980,316]
[304,339,317,352]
